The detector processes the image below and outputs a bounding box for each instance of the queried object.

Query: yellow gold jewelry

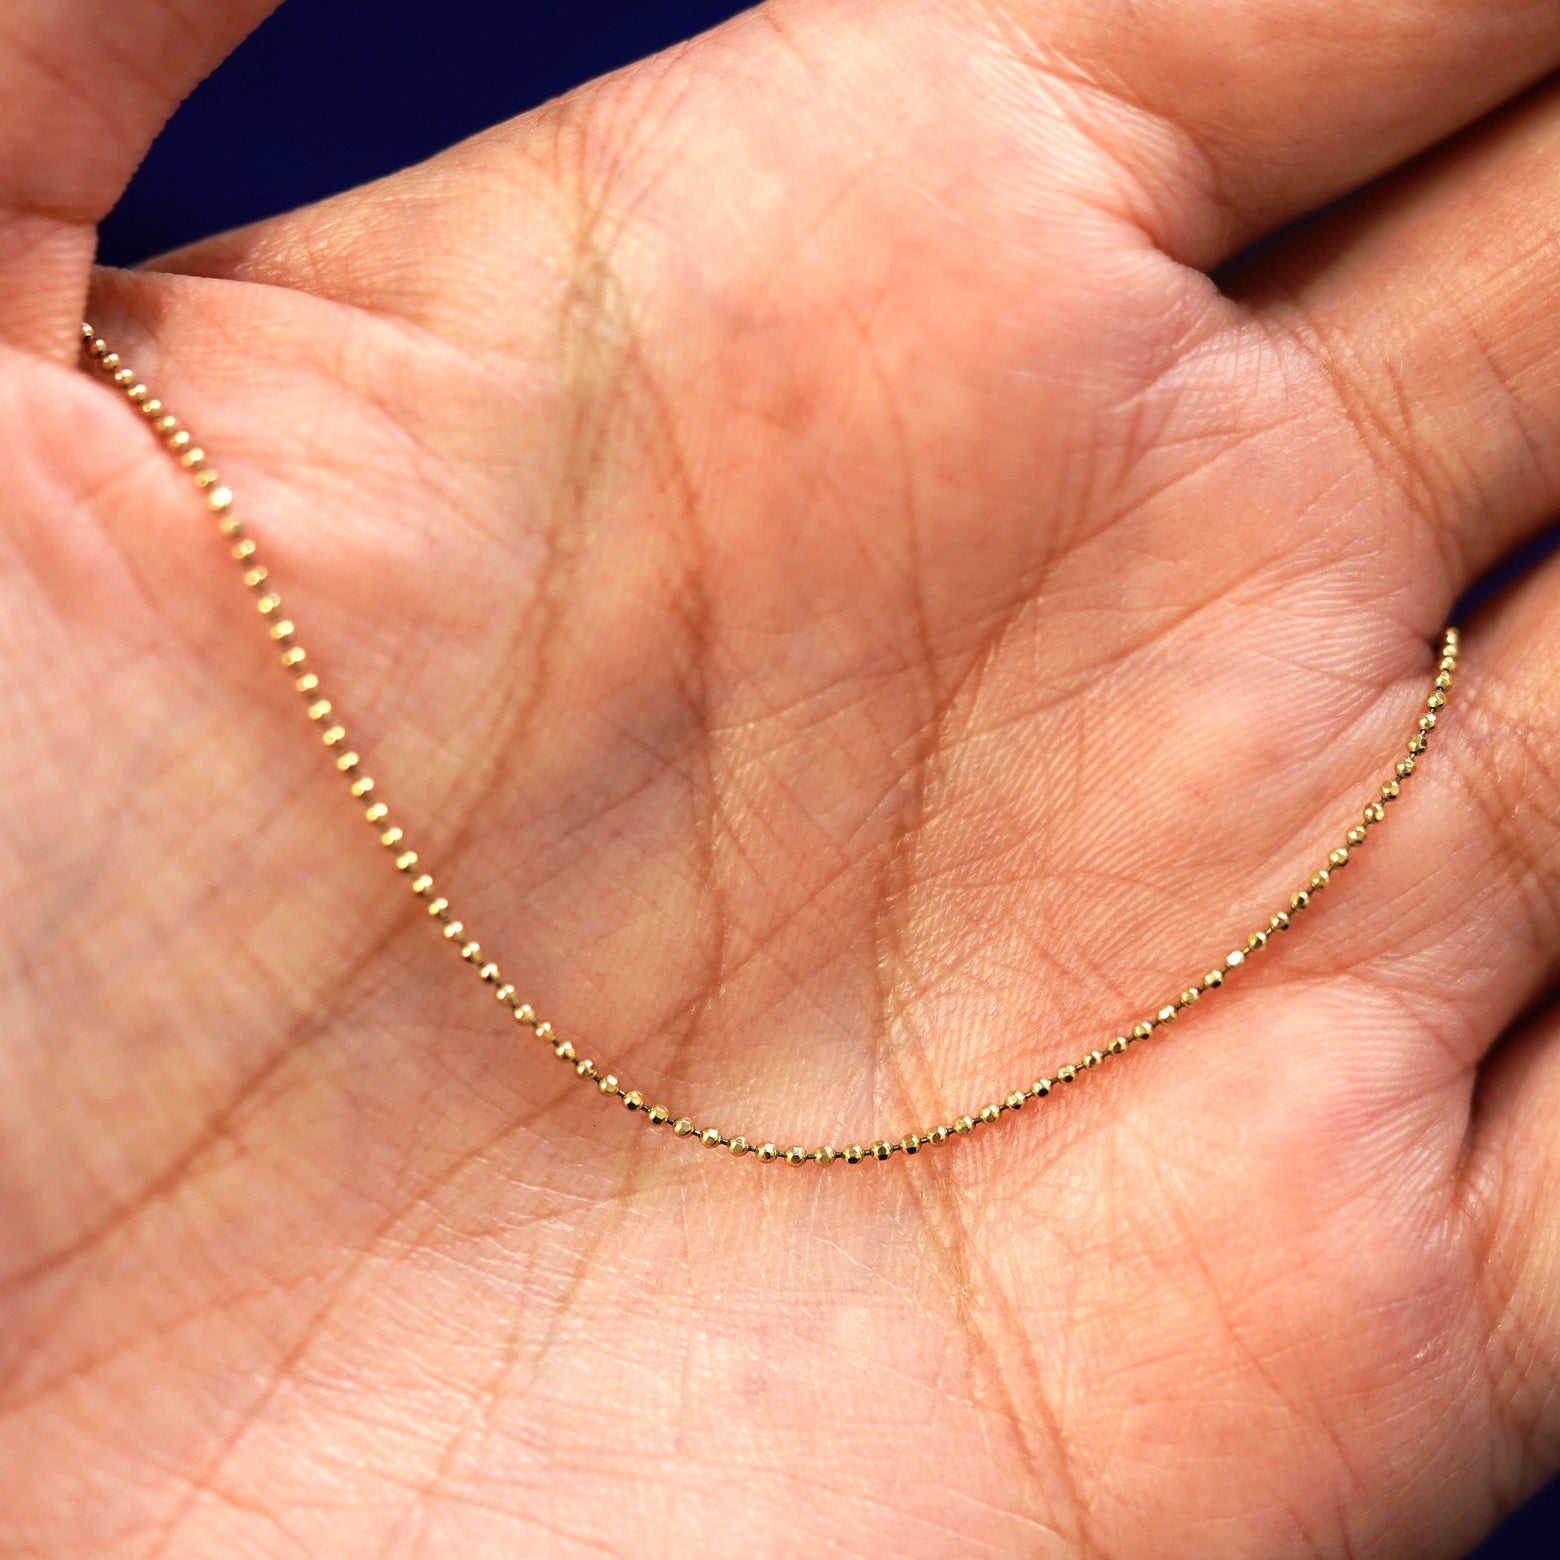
[81,323,1460,1167]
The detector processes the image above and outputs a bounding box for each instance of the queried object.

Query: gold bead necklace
[81,323,1460,1167]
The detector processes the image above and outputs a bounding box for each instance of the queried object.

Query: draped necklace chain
[80,322,1460,1167]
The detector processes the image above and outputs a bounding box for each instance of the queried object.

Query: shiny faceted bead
[575,1059,596,1079]
[1435,672,1452,690]
[1132,1022,1153,1040]
[952,1117,974,1135]
[1419,713,1437,731]
[1179,987,1201,1005]
[979,1104,1001,1124]
[699,1127,721,1147]
[1382,781,1401,800]
[477,962,498,981]
[1082,1050,1103,1068]
[553,1040,575,1062]
[1329,847,1350,869]
[598,1075,619,1095]
[901,1135,920,1154]
[1107,1037,1127,1055]
[728,1137,749,1156]
[786,1146,808,1165]
[927,1126,950,1146]
[871,1141,893,1160]
[843,1145,865,1163]
[1203,970,1224,988]
[513,1003,536,1025]
[1157,1006,1177,1024]
[1397,758,1415,777]
[648,1105,670,1124]
[752,1143,775,1162]
[815,1146,837,1165]
[1226,949,1246,968]
[1311,870,1330,890]
[1006,1092,1025,1111]
[1290,890,1310,911]
[1428,690,1446,710]
[1269,911,1290,932]
[535,1021,555,1043]
[1346,826,1367,845]
[672,1118,696,1137]
[494,985,517,1006]
[623,1091,644,1112]
[1408,733,1427,754]
[1031,1078,1053,1096]
[1056,1065,1078,1083]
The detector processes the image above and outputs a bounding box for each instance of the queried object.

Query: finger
[954,0,1560,263]
[0,0,279,355]
[1230,82,1560,596]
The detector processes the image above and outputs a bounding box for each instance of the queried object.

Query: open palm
[4,0,1560,1554]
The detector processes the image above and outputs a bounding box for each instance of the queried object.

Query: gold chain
[80,322,1460,1167]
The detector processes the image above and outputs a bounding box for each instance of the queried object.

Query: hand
[4,1,1560,1553]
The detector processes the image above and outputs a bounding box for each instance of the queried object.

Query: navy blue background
[99,4,1557,1554]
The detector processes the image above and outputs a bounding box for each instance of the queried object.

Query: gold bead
[1107,1037,1127,1055]
[1032,1078,1052,1095]
[1435,671,1452,690]
[554,1040,575,1061]
[168,430,191,450]
[513,1003,535,1024]
[1157,1005,1176,1023]
[1408,733,1427,754]
[269,620,296,643]
[900,1135,919,1154]
[100,353,120,370]
[180,448,206,469]
[477,961,498,980]
[230,537,256,559]
[787,1146,809,1165]
[350,777,374,797]
[1180,986,1202,1004]
[1382,781,1400,800]
[815,1146,837,1164]
[673,1118,695,1136]
[207,486,234,512]
[1006,1092,1025,1110]
[1082,1050,1104,1068]
[364,802,389,824]
[624,1091,644,1111]
[839,1144,861,1162]
[871,1141,892,1160]
[758,1143,778,1161]
[307,700,332,721]
[928,1127,949,1145]
[1057,1065,1078,1083]
[1226,949,1246,968]
[598,1075,619,1096]
[575,1058,595,1078]
[1204,970,1223,988]
[1347,826,1367,845]
[952,1117,974,1135]
[699,1126,719,1146]
[1428,690,1446,709]
[281,647,307,668]
[979,1105,1001,1124]
[1269,911,1290,932]
[1329,847,1350,868]
[410,874,434,895]
[495,985,516,1005]
[1291,890,1310,910]
[426,898,449,918]
[1419,712,1437,731]
[1132,1021,1153,1039]
[728,1136,748,1155]
[1311,869,1330,890]
[1397,757,1415,777]
[648,1105,669,1124]
[442,921,465,941]
[535,1021,554,1042]
[395,852,418,872]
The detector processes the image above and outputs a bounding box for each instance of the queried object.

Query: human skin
[4,0,1560,1554]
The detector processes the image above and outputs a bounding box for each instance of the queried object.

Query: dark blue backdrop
[99,5,1557,1554]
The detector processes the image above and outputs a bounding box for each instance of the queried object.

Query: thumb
[0,0,279,356]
